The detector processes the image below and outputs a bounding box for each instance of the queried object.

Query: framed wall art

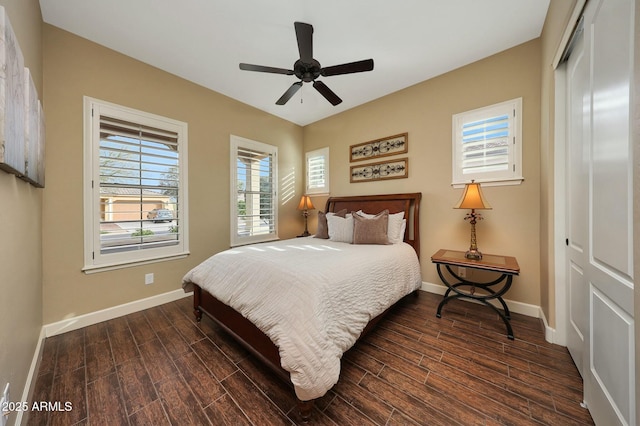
[350,157,408,183]
[350,132,408,162]
[0,6,26,176]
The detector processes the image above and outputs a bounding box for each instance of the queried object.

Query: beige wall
[42,25,304,323]
[0,0,43,421]
[304,40,542,306]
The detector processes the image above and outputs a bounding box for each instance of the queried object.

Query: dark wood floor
[27,291,594,425]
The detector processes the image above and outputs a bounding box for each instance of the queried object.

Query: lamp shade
[454,180,492,210]
[297,195,315,210]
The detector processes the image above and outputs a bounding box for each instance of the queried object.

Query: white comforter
[182,237,422,401]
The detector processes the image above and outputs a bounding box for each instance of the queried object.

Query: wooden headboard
[325,193,422,259]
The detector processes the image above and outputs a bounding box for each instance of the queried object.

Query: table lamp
[454,180,492,260]
[297,195,315,237]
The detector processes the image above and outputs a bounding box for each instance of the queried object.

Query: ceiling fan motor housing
[294,59,321,82]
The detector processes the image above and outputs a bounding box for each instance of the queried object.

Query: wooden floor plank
[116,356,158,416]
[86,372,129,425]
[128,399,171,425]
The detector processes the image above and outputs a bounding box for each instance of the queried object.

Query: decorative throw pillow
[315,209,347,239]
[352,210,390,245]
[356,210,405,243]
[327,213,354,243]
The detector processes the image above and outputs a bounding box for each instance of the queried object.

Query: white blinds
[235,144,276,240]
[99,115,180,254]
[461,114,510,175]
[305,147,329,194]
[307,155,325,190]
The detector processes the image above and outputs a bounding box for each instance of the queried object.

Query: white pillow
[357,210,405,244]
[327,214,354,243]
[397,219,407,244]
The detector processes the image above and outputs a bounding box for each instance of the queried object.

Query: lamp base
[298,214,311,237]
[465,249,483,260]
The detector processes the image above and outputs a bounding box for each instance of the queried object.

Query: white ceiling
[39,0,550,126]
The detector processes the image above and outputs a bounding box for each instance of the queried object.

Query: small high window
[305,147,329,195]
[452,98,523,186]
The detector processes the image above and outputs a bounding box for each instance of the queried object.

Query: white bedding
[182,237,422,401]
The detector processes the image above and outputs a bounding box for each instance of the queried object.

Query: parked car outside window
[147,208,173,222]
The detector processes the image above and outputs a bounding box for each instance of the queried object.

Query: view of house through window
[231,135,278,246]
[99,116,180,253]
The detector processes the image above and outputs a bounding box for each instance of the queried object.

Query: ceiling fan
[239,22,374,106]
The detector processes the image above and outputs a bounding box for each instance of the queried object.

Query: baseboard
[43,289,191,338]
[538,308,560,345]
[420,281,541,318]
[15,327,46,426]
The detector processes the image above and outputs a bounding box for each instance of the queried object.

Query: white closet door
[565,19,588,377]
[565,0,636,424]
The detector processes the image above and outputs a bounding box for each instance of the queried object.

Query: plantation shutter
[231,136,278,246]
[452,98,523,186]
[99,115,180,254]
[460,114,510,175]
[306,147,329,194]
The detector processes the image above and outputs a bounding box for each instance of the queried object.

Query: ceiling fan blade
[313,81,342,106]
[294,22,313,64]
[320,59,374,77]
[239,63,294,75]
[276,82,303,105]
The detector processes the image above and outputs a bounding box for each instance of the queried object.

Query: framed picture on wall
[349,132,408,162]
[0,6,26,177]
[350,157,409,183]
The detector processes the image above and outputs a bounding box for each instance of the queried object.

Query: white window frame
[230,135,278,246]
[83,97,189,273]
[452,97,523,187]
[305,147,330,195]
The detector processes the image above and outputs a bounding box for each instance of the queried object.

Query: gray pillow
[352,210,389,245]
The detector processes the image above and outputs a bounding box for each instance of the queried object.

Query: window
[230,135,278,246]
[83,97,189,272]
[305,147,329,195]
[452,98,523,186]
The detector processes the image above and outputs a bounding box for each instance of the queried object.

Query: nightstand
[431,249,520,339]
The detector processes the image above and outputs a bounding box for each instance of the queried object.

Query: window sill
[82,252,190,274]
[452,177,524,189]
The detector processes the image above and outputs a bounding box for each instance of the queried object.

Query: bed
[182,192,422,419]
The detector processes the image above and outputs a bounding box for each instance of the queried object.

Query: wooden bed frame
[192,192,422,419]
